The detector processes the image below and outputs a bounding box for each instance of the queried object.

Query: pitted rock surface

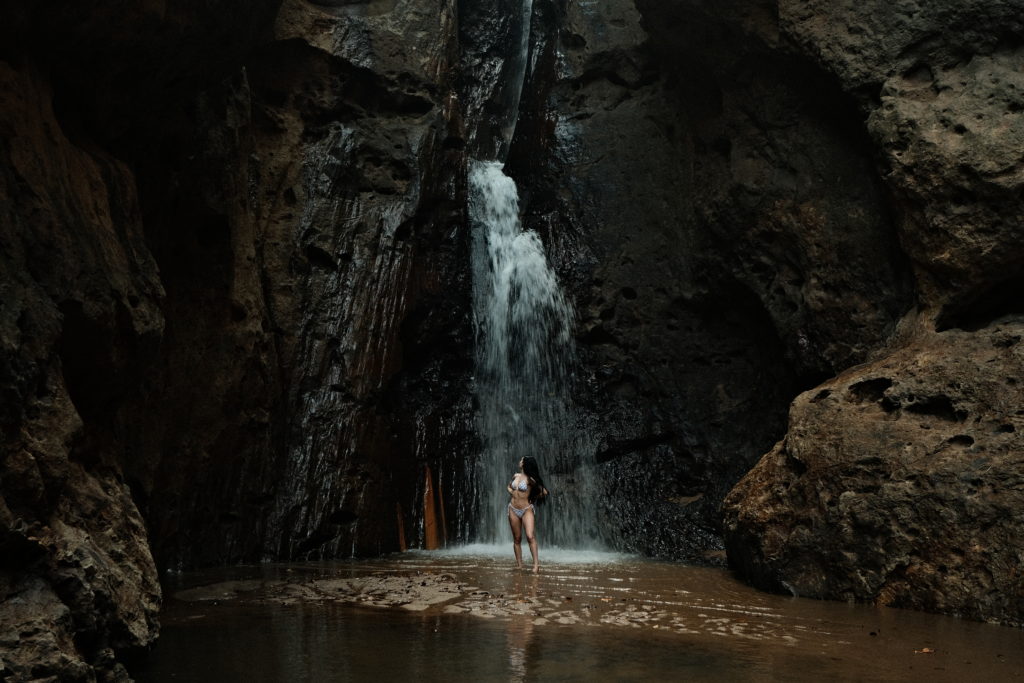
[723,319,1024,626]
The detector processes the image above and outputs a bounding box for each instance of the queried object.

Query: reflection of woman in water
[507,456,549,572]
[506,572,539,682]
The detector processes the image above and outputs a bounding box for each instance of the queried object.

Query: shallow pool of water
[132,547,1024,682]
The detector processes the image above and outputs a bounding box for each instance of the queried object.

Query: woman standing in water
[507,456,549,572]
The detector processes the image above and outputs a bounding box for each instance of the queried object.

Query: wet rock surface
[723,319,1024,626]
[129,0,473,569]
[507,0,914,560]
[176,572,475,612]
[175,0,472,565]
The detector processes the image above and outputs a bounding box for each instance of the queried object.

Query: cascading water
[463,0,600,550]
[469,161,598,547]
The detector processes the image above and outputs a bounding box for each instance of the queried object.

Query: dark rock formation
[0,56,164,681]
[504,0,1023,628]
[718,0,1024,625]
[137,0,473,568]
[506,0,913,559]
[782,0,1024,315]
[723,320,1024,625]
[493,0,1024,625]
[2,0,473,676]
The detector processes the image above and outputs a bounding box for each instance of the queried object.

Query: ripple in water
[137,557,1024,682]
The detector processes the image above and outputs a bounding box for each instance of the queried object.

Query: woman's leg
[522,508,539,573]
[508,506,523,568]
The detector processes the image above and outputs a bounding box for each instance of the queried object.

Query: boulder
[723,318,1024,625]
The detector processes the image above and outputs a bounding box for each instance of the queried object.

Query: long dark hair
[522,456,547,506]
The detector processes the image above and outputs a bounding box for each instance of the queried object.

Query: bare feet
[532,565,539,574]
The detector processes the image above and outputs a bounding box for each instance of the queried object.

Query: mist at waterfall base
[467,160,602,551]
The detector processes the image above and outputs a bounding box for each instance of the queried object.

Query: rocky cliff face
[506,0,913,559]
[508,0,1022,623]
[2,0,473,677]
[1,0,1022,677]
[141,0,474,568]
[720,0,1024,626]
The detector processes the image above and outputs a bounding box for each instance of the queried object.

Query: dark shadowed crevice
[847,377,893,404]
[57,301,113,424]
[904,395,967,422]
[936,275,1024,331]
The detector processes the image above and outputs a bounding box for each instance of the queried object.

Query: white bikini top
[513,477,529,491]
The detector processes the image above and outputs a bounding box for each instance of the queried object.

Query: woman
[507,456,549,572]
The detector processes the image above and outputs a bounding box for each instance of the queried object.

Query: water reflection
[506,618,534,682]
[505,572,540,683]
[135,555,1024,682]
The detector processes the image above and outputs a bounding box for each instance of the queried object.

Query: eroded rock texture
[717,0,1024,625]
[0,57,164,683]
[782,0,1024,316]
[723,322,1024,625]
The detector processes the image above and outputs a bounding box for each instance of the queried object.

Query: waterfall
[468,162,598,548]
[460,0,599,549]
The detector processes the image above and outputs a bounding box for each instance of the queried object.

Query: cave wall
[1,0,475,677]
[2,0,1023,676]
[471,0,1022,626]
[0,57,163,681]
[0,1,286,677]
[720,0,1024,625]
[505,0,914,559]
[136,0,474,569]
[507,0,1023,630]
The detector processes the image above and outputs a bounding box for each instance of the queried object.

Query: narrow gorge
[1,0,1022,679]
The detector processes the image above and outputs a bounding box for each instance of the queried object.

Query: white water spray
[463,0,599,549]
[468,161,599,547]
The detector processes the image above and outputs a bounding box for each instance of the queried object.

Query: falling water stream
[467,0,599,549]
[469,161,597,547]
